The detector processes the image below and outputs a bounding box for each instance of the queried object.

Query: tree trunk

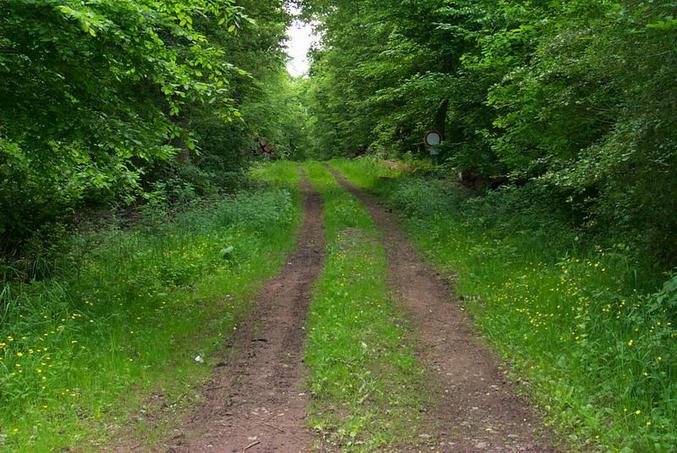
[434,99,449,140]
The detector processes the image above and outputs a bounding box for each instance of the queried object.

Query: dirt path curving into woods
[328,165,556,453]
[164,175,325,453]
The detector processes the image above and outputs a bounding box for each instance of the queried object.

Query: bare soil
[328,166,556,453]
[165,176,325,453]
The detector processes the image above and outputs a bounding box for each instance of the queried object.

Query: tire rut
[166,174,325,453]
[328,165,556,453]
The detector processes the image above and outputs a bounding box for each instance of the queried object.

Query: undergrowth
[303,162,427,451]
[0,161,301,451]
[331,157,676,453]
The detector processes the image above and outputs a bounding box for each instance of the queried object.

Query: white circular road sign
[424,131,442,147]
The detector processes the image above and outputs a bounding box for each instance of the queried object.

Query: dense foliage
[0,0,299,277]
[2,1,675,450]
[300,0,677,265]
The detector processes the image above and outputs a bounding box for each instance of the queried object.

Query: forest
[0,0,675,451]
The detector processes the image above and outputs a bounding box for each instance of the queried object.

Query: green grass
[331,157,676,453]
[0,161,302,452]
[302,162,427,451]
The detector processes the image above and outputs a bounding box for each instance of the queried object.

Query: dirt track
[154,166,556,453]
[166,175,325,453]
[328,166,555,453]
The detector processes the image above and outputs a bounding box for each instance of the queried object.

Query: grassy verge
[331,157,675,453]
[0,161,301,452]
[302,162,426,451]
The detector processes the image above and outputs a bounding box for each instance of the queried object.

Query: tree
[0,0,294,273]
[301,0,677,263]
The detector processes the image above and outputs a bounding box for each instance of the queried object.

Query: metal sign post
[424,130,442,156]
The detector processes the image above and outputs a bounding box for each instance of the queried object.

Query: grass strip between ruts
[303,162,427,451]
